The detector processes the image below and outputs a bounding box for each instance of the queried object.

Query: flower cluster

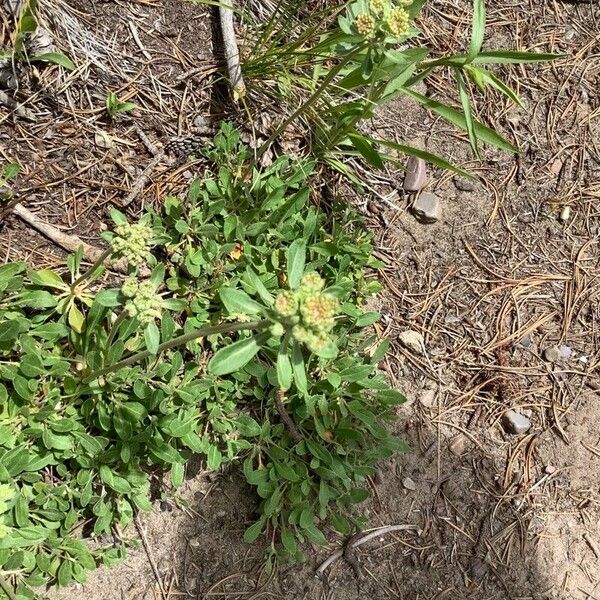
[110,222,153,266]
[355,13,376,36]
[121,278,164,324]
[354,0,412,39]
[386,6,410,37]
[273,273,339,354]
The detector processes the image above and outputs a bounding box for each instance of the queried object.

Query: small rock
[419,389,436,407]
[182,170,193,180]
[216,510,227,518]
[519,334,532,348]
[398,330,424,355]
[453,176,475,192]
[402,477,417,491]
[558,344,572,360]
[543,346,561,363]
[94,130,114,149]
[412,192,440,224]
[502,410,531,435]
[188,537,201,548]
[448,435,467,456]
[403,156,427,192]
[559,206,571,222]
[544,464,556,475]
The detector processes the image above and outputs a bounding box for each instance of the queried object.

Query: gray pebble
[453,176,475,192]
[412,192,441,224]
[519,334,532,348]
[543,346,561,363]
[398,330,424,355]
[502,410,531,435]
[402,477,417,491]
[558,344,572,360]
[403,156,427,192]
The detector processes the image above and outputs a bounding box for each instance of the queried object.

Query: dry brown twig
[219,0,246,101]
[11,203,128,272]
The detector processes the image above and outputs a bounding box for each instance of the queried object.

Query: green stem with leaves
[248,42,367,172]
[83,319,270,384]
[72,247,113,289]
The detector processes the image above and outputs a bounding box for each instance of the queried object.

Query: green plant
[237,0,559,173]
[105,92,137,120]
[0,0,75,71]
[0,124,406,597]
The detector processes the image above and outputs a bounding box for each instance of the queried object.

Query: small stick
[134,514,167,600]
[121,153,163,207]
[315,524,418,579]
[10,202,128,272]
[128,22,152,61]
[134,124,160,157]
[0,573,17,600]
[583,533,600,559]
[274,389,302,442]
[219,1,245,101]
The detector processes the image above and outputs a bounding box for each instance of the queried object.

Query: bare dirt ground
[1,0,599,599]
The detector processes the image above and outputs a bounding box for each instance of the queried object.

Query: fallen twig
[121,153,163,207]
[219,1,245,101]
[134,513,167,600]
[315,524,418,579]
[11,203,128,272]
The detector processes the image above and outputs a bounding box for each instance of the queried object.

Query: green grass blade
[408,0,429,18]
[454,68,479,158]
[371,139,473,177]
[401,88,517,153]
[468,0,486,60]
[472,50,564,64]
[478,67,524,108]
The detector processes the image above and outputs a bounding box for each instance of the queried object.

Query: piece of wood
[219,1,245,101]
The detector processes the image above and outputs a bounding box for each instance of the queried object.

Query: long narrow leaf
[472,50,564,64]
[468,0,486,60]
[372,139,473,178]
[401,88,517,153]
[455,68,479,158]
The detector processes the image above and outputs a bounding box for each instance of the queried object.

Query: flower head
[300,272,325,294]
[300,293,338,332]
[355,13,376,36]
[274,291,298,318]
[124,280,164,324]
[110,222,153,266]
[386,7,410,37]
[369,0,386,15]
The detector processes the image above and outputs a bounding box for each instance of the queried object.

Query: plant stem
[82,319,270,384]
[0,574,17,600]
[104,310,128,354]
[72,247,113,289]
[248,42,367,172]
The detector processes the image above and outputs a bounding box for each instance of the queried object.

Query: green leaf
[472,50,564,64]
[455,68,479,158]
[207,445,222,471]
[400,88,517,153]
[466,65,524,107]
[68,304,85,334]
[144,322,160,355]
[349,487,370,503]
[286,239,306,289]
[219,287,264,316]
[468,0,485,60]
[236,415,262,437]
[171,463,184,488]
[27,269,67,289]
[208,335,263,376]
[243,517,266,544]
[347,132,385,169]
[274,462,299,482]
[281,528,297,555]
[31,51,76,70]
[408,0,428,18]
[291,342,308,397]
[276,344,292,391]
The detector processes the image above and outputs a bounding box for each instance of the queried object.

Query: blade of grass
[455,68,479,158]
[400,88,517,153]
[468,0,486,61]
